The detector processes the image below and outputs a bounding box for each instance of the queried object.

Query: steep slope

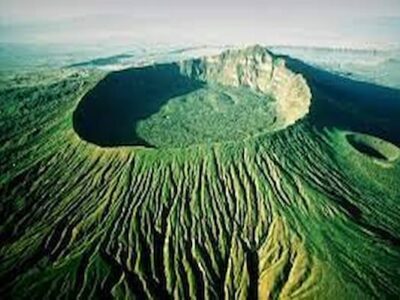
[179,45,311,127]
[0,46,400,299]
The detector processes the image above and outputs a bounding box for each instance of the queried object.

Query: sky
[1,0,400,21]
[1,0,399,48]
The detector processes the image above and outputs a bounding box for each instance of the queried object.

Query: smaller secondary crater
[346,133,399,162]
[73,46,311,148]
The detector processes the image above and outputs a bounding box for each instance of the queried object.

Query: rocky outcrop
[179,45,312,126]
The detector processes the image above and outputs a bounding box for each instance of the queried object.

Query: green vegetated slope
[0,46,400,299]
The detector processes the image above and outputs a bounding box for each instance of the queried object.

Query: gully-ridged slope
[0,46,400,299]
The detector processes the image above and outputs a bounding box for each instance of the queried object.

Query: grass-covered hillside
[0,46,399,299]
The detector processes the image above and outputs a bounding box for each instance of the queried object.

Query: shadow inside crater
[73,63,203,147]
[346,135,389,161]
[283,56,400,147]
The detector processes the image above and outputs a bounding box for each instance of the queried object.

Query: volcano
[1,46,400,299]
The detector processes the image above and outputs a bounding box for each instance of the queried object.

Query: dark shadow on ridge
[282,56,400,146]
[283,55,400,247]
[73,63,203,147]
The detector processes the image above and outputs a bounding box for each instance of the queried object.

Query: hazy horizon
[1,1,400,48]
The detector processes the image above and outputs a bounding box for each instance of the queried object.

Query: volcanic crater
[73,46,311,148]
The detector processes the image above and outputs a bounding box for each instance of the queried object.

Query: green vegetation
[346,133,399,162]
[136,83,277,147]
[0,46,400,299]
